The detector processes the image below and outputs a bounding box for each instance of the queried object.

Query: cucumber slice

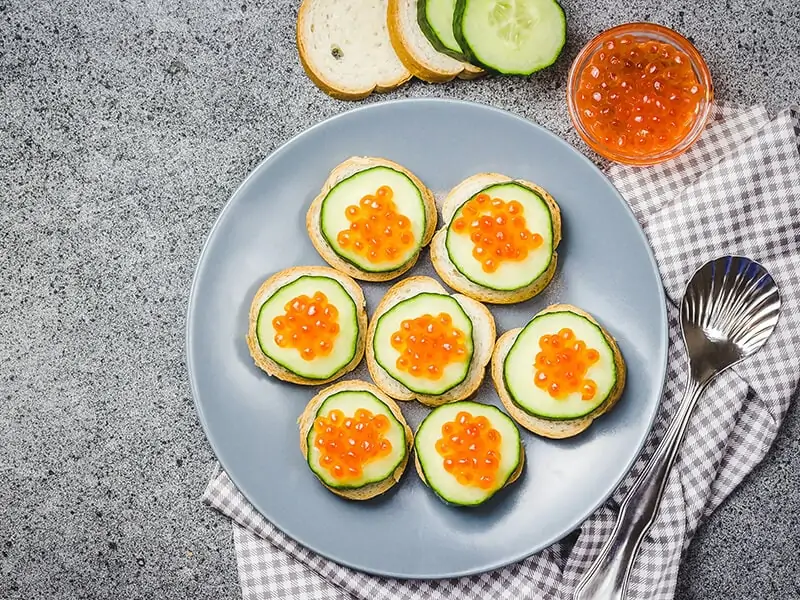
[306,390,408,489]
[373,293,474,395]
[256,276,359,380]
[418,0,468,60]
[320,166,427,274]
[445,182,554,291]
[415,401,522,506]
[454,0,566,75]
[504,311,617,420]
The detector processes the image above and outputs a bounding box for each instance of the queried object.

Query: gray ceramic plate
[187,99,668,579]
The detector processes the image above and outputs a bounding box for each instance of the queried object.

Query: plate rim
[185,97,669,579]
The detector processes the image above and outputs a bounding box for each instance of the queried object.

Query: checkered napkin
[202,103,800,600]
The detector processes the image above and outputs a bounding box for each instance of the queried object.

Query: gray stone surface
[1,0,798,598]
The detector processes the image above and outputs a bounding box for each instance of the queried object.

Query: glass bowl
[567,22,713,166]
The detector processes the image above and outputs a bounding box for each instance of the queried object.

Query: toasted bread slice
[387,0,483,83]
[306,156,437,282]
[366,276,495,406]
[430,173,562,304]
[246,266,367,385]
[491,304,626,439]
[297,0,412,100]
[299,380,413,500]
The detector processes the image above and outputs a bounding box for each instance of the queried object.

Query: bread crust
[430,173,562,304]
[246,266,368,385]
[298,380,413,500]
[306,156,437,282]
[490,304,627,439]
[386,0,483,83]
[365,276,496,406]
[296,0,411,100]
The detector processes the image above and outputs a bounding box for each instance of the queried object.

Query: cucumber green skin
[417,0,470,62]
[372,293,474,396]
[320,167,426,274]
[306,391,407,490]
[256,277,358,380]
[445,182,555,291]
[453,0,567,75]
[503,312,617,420]
[415,401,522,506]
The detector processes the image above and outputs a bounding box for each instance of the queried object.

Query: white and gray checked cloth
[202,103,800,600]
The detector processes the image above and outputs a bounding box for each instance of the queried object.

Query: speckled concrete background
[1,0,798,598]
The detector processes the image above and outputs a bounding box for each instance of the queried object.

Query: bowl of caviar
[567,23,713,165]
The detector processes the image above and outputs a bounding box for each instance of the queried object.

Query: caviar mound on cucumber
[366,276,496,407]
[307,157,438,282]
[431,172,561,304]
[414,401,524,506]
[491,304,626,439]
[299,380,414,500]
[246,266,368,385]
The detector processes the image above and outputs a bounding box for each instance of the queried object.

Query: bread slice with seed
[430,173,562,304]
[297,0,412,100]
[387,0,482,83]
[366,276,496,407]
[245,266,368,385]
[298,380,413,500]
[306,156,437,282]
[491,304,626,439]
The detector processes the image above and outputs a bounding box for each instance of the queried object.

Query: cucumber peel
[418,0,470,61]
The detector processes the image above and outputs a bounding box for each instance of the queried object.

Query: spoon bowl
[682,256,781,383]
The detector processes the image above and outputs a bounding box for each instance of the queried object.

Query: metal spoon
[574,255,781,600]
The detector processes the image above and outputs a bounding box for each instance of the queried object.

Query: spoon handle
[573,378,707,600]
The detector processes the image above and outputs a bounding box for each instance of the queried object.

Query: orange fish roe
[435,411,502,490]
[336,185,415,264]
[390,313,469,380]
[312,408,393,482]
[451,193,544,273]
[575,36,703,156]
[272,292,340,361]
[534,328,600,400]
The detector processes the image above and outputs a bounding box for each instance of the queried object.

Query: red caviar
[336,185,415,264]
[312,408,393,482]
[435,411,502,490]
[451,193,543,273]
[272,291,339,361]
[390,313,468,380]
[575,35,703,157]
[534,328,600,401]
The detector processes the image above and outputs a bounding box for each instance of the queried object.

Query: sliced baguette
[245,266,368,385]
[387,0,483,83]
[430,173,562,304]
[298,380,413,500]
[491,304,627,439]
[296,0,412,100]
[366,276,496,407]
[306,156,437,282]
